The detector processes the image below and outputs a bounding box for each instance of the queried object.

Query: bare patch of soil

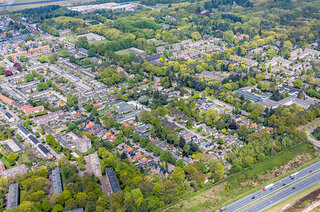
[283,187,320,212]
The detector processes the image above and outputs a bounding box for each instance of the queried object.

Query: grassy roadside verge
[161,143,319,212]
[266,183,320,212]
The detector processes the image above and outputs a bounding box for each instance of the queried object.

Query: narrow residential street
[165,115,208,140]
[297,118,320,148]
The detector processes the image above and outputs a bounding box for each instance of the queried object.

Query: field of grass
[1,0,63,11]
[64,36,77,44]
[163,143,319,212]
[18,153,31,166]
[1,0,95,11]
[115,48,134,56]
[266,183,320,212]
[98,108,114,116]
[64,35,109,45]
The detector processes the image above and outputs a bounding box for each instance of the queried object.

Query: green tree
[175,159,184,168]
[52,204,64,212]
[171,166,185,183]
[60,49,69,58]
[69,56,76,63]
[20,55,27,62]
[293,79,303,88]
[7,152,18,165]
[24,73,34,82]
[40,125,45,135]
[39,54,48,63]
[37,82,48,91]
[67,93,78,107]
[214,162,224,180]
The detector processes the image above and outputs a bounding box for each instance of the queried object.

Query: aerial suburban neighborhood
[0,0,319,211]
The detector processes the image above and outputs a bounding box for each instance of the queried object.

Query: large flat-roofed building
[0,164,29,179]
[22,105,45,115]
[235,87,262,103]
[76,136,92,153]
[84,152,102,177]
[105,167,120,195]
[262,96,313,109]
[65,208,84,212]
[7,183,19,209]
[129,47,146,56]
[3,138,23,153]
[52,167,63,194]
[111,101,135,114]
[34,111,63,125]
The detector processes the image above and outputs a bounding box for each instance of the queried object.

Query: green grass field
[0,0,64,11]
[64,36,109,46]
[64,36,77,44]
[115,48,135,56]
[0,0,95,11]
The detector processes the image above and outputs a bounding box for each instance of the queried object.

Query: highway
[0,0,66,8]
[241,171,320,212]
[225,160,320,212]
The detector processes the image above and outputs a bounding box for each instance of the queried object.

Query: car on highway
[309,170,313,173]
[282,183,286,186]
[292,187,296,189]
[251,196,255,199]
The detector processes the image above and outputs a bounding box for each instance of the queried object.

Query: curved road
[225,160,320,212]
[0,0,66,9]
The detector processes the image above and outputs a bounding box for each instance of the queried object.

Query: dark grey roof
[28,135,39,145]
[37,144,49,155]
[235,89,262,103]
[106,167,120,193]
[52,167,62,194]
[18,125,29,136]
[5,112,13,119]
[54,134,71,149]
[65,208,84,212]
[88,20,99,25]
[145,53,166,64]
[183,157,192,164]
[8,183,19,209]
[114,102,135,113]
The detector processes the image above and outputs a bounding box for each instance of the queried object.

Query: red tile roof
[87,122,95,128]
[0,94,14,104]
[22,105,44,114]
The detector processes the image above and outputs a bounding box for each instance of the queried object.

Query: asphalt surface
[241,170,320,212]
[225,160,320,212]
[0,0,66,7]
